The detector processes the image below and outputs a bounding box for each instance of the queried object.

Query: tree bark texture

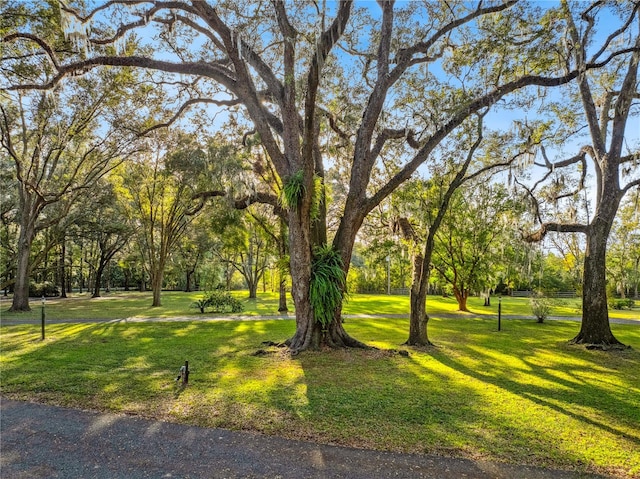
[151,268,164,307]
[92,261,105,298]
[278,276,288,312]
[406,254,432,346]
[571,218,623,347]
[10,190,40,312]
[11,223,35,311]
[453,286,469,312]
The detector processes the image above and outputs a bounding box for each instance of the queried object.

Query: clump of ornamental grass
[530,291,552,323]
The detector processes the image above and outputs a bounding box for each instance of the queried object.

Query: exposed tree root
[261,340,287,348]
[580,343,631,351]
[569,335,629,351]
[403,339,435,347]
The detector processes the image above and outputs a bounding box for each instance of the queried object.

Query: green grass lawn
[1,314,638,478]
[1,290,638,321]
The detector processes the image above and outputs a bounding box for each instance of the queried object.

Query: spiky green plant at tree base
[310,244,347,328]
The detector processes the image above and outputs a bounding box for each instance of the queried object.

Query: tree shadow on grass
[285,318,640,476]
[2,318,638,476]
[0,320,296,415]
[429,341,640,444]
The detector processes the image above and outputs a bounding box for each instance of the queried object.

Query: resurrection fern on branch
[280,171,324,220]
[280,170,305,211]
[310,244,347,328]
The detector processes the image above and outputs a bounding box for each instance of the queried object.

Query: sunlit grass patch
[1,317,638,477]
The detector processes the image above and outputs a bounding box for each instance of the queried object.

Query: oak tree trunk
[454,286,469,312]
[185,269,194,292]
[10,193,39,312]
[286,207,367,353]
[406,254,432,346]
[11,224,34,311]
[286,211,314,352]
[248,280,258,299]
[571,219,624,348]
[92,262,105,298]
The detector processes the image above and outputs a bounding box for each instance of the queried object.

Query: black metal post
[498,296,502,331]
[41,296,45,340]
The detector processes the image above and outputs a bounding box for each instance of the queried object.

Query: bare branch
[587,1,640,64]
[138,97,241,136]
[3,33,60,70]
[187,190,286,220]
[622,178,640,196]
[524,222,588,243]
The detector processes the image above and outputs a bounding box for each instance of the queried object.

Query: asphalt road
[1,399,611,479]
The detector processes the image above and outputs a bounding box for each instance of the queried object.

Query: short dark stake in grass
[498,295,502,331]
[176,361,189,386]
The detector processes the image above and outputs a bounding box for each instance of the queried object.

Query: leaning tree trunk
[92,262,105,298]
[571,220,624,348]
[406,253,433,346]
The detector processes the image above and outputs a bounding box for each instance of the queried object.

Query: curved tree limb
[524,222,588,243]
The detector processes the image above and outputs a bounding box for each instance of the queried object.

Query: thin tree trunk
[634,257,639,299]
[278,219,289,312]
[406,253,432,346]
[60,241,67,298]
[67,250,73,294]
[278,275,288,312]
[185,269,193,292]
[151,269,163,306]
[92,262,105,298]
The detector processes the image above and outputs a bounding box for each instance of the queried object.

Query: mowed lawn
[1,297,639,478]
[1,290,638,321]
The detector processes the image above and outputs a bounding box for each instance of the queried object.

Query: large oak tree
[519,1,639,348]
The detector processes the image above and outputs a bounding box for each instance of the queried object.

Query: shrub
[530,292,552,323]
[191,291,244,314]
[206,291,244,313]
[29,281,59,298]
[608,298,635,310]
